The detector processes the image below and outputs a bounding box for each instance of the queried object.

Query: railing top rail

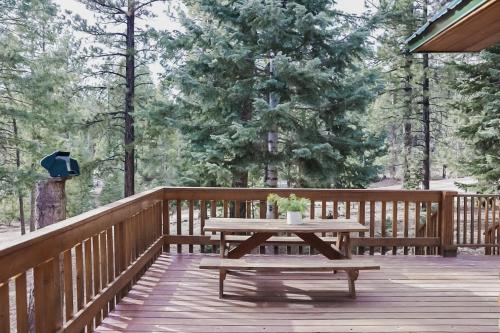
[162,187,453,201]
[454,193,500,197]
[0,187,163,282]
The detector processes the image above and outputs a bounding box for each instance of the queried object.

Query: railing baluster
[491,197,499,254]
[485,198,490,254]
[100,232,108,317]
[223,200,229,218]
[456,196,460,245]
[497,200,500,255]
[358,201,365,255]
[15,272,28,333]
[189,200,194,253]
[84,239,93,314]
[381,201,387,255]
[113,224,123,304]
[310,200,315,219]
[92,234,101,328]
[210,200,216,218]
[246,201,252,218]
[0,281,9,333]
[404,202,409,255]
[477,197,482,245]
[392,201,398,255]
[470,197,475,244]
[415,202,420,255]
[426,202,432,254]
[259,201,266,254]
[163,200,170,253]
[63,249,74,322]
[75,243,85,313]
[201,200,206,253]
[463,196,468,244]
[320,200,327,240]
[176,199,182,253]
[34,257,62,332]
[235,200,241,218]
[106,228,115,311]
[369,201,375,255]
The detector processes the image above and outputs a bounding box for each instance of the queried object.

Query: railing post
[162,198,170,253]
[441,191,457,257]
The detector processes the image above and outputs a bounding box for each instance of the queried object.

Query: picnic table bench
[199,218,380,299]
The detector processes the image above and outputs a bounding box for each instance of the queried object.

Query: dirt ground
[0,223,23,245]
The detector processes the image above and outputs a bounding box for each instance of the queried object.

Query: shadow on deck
[97,254,500,333]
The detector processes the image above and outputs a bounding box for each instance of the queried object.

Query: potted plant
[267,193,309,225]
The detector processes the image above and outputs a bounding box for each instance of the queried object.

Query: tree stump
[30,177,67,330]
[34,178,67,228]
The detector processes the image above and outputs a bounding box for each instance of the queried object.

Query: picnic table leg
[337,233,344,253]
[347,270,359,299]
[344,233,352,259]
[220,232,226,298]
[219,270,225,299]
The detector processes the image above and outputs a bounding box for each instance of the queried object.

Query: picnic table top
[204,218,368,233]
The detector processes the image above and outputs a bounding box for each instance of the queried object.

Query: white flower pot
[286,211,303,225]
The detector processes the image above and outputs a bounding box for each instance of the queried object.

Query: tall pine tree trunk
[124,1,136,197]
[12,118,26,235]
[266,54,278,218]
[422,0,431,190]
[29,183,36,232]
[402,50,413,188]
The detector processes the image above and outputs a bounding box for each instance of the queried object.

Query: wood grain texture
[227,233,274,259]
[295,233,345,259]
[15,273,28,333]
[0,281,9,333]
[168,235,440,247]
[199,257,380,271]
[96,253,500,333]
[205,219,367,233]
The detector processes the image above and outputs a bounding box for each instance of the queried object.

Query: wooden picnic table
[204,218,368,260]
[201,218,377,298]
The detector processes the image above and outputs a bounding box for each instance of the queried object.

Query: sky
[53,0,367,80]
[54,0,367,27]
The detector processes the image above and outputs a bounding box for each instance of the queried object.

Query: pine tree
[453,45,500,192]
[166,0,382,189]
[369,0,455,189]
[0,0,79,231]
[74,0,165,197]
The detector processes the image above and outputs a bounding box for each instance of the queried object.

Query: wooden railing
[0,187,458,332]
[454,194,500,254]
[0,187,164,333]
[162,187,456,256]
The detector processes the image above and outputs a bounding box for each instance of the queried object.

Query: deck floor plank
[97,254,500,333]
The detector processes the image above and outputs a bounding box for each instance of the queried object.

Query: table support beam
[227,233,274,259]
[296,233,345,259]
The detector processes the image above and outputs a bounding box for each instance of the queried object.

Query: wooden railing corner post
[441,191,457,257]
[162,197,170,253]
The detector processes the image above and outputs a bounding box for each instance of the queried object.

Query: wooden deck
[96,254,500,333]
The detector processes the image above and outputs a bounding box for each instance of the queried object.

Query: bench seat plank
[200,257,380,271]
[200,257,379,299]
[210,234,338,244]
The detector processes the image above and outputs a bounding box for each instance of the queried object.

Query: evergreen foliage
[0,0,499,235]
[166,0,383,188]
[453,45,500,192]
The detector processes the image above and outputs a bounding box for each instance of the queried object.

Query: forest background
[1,0,498,235]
